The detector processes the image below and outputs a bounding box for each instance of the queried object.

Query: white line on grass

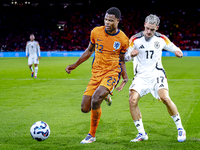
[184,99,199,126]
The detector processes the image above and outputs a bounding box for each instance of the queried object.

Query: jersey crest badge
[154,41,160,49]
[113,41,121,50]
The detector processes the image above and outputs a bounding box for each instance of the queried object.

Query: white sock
[29,66,34,72]
[134,119,146,134]
[35,66,38,76]
[171,113,183,130]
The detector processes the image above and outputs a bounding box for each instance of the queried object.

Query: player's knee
[91,97,100,109]
[91,87,109,109]
[81,105,91,113]
[91,94,102,109]
[160,95,170,105]
[129,90,140,107]
[129,97,138,107]
[81,108,90,113]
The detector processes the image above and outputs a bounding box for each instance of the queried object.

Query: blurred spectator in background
[0,2,199,51]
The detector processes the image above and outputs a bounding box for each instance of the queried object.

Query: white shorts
[129,71,168,100]
[28,56,39,65]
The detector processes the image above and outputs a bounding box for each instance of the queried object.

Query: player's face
[144,22,159,38]
[104,13,119,33]
[30,35,35,41]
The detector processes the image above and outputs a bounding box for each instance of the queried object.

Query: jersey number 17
[145,50,154,59]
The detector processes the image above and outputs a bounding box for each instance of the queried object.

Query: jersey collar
[105,28,120,36]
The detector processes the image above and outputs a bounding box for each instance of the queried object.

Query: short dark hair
[106,7,121,19]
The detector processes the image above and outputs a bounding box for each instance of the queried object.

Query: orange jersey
[90,26,129,74]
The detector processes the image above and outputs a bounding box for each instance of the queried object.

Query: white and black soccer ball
[30,121,50,141]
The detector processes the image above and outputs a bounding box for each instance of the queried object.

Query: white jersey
[125,31,181,78]
[26,40,41,58]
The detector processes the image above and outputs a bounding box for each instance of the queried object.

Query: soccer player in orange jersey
[65,7,129,143]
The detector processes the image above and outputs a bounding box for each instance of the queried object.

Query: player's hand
[175,50,183,58]
[131,50,139,57]
[26,56,28,58]
[39,56,41,59]
[65,64,76,74]
[116,78,128,92]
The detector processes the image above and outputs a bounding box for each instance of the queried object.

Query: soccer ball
[30,121,50,141]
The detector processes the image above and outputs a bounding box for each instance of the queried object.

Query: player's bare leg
[34,64,38,78]
[81,95,92,113]
[158,89,178,116]
[129,90,141,120]
[158,89,186,142]
[129,89,148,142]
[29,64,34,77]
[91,86,110,110]
[80,86,109,144]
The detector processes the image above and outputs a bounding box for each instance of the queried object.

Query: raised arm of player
[65,42,95,74]
[116,53,128,92]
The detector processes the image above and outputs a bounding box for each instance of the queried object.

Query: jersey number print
[145,50,154,59]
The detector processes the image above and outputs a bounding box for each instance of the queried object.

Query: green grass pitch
[0,56,200,150]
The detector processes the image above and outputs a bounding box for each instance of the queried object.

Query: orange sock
[89,107,102,137]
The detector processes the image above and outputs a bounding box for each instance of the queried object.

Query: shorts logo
[154,41,160,49]
[113,41,121,50]
[159,84,164,88]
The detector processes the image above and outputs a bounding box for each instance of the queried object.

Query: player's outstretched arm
[116,53,128,92]
[65,43,95,74]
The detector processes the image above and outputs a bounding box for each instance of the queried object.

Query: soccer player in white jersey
[125,14,186,142]
[26,34,41,78]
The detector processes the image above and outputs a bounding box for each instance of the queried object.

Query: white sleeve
[124,36,137,62]
[164,42,181,53]
[25,42,28,56]
[162,35,182,53]
[124,46,134,62]
[37,42,41,57]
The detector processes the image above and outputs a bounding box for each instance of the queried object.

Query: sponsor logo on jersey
[113,41,121,50]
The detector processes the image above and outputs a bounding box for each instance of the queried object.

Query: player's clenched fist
[65,64,76,74]
[131,49,139,57]
[175,50,183,58]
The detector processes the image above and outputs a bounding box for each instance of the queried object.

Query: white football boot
[177,128,186,142]
[80,134,96,144]
[130,133,148,142]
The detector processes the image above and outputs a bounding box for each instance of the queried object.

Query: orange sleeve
[120,36,129,54]
[90,28,96,45]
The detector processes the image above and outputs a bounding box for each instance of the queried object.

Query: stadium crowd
[0,3,199,51]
